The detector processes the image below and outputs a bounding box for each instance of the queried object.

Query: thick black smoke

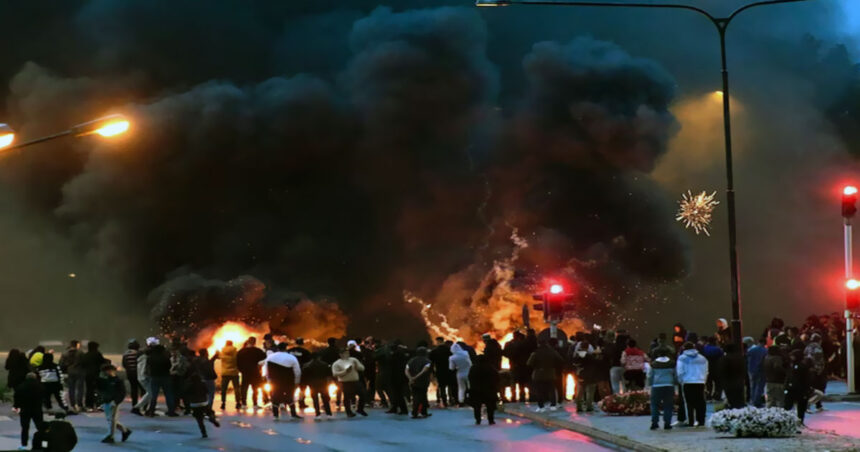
[0,1,857,344]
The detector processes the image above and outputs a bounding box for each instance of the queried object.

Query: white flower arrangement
[709,407,798,438]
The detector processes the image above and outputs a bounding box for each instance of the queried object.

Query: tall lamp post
[476,0,815,349]
[0,114,130,153]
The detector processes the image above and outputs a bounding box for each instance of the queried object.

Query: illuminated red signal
[848,279,860,311]
[847,279,860,290]
[844,186,858,218]
[549,283,563,294]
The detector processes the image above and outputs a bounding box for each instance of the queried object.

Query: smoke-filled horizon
[0,0,858,349]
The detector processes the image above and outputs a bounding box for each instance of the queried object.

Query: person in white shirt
[262,343,301,420]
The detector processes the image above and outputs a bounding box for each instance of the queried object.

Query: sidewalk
[501,402,860,452]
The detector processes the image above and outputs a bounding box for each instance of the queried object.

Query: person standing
[715,318,732,346]
[388,341,410,414]
[6,349,29,398]
[720,344,746,409]
[610,331,629,394]
[193,349,218,411]
[620,339,648,391]
[702,337,725,401]
[132,337,153,416]
[145,338,177,417]
[97,364,131,444]
[764,344,787,408]
[14,372,45,450]
[449,343,473,407]
[804,333,827,412]
[80,342,106,411]
[169,343,193,415]
[185,373,220,438]
[785,349,812,426]
[648,350,676,430]
[59,341,84,413]
[746,337,768,408]
[676,342,708,427]
[468,355,498,425]
[263,343,302,420]
[481,334,503,371]
[302,353,333,417]
[571,342,598,413]
[216,340,240,411]
[237,337,266,410]
[288,338,312,408]
[360,338,379,407]
[405,347,433,419]
[527,340,563,412]
[333,349,367,417]
[122,340,144,411]
[430,337,454,407]
[37,354,70,414]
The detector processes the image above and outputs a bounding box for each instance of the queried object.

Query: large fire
[497,331,575,403]
[204,321,269,356]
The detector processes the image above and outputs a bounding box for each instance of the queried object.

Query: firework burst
[676,190,719,236]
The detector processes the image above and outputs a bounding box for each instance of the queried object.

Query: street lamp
[477,0,815,349]
[0,114,130,152]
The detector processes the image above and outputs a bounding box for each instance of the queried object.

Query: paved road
[0,404,614,451]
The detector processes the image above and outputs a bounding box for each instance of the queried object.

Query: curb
[824,395,860,402]
[500,405,666,452]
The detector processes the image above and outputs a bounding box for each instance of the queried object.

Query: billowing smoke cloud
[0,1,858,346]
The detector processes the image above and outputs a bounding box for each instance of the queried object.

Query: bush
[598,391,651,415]
[709,407,798,437]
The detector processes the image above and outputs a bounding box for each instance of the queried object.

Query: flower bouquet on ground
[709,407,798,437]
[597,390,651,415]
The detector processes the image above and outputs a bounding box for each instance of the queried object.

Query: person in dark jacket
[37,353,70,413]
[387,341,410,415]
[406,347,433,419]
[430,337,454,407]
[145,341,176,417]
[719,344,746,409]
[122,340,144,410]
[185,373,220,438]
[14,372,45,450]
[764,344,787,408]
[289,338,312,408]
[321,338,341,365]
[785,349,812,425]
[482,334,503,371]
[360,337,380,407]
[5,349,29,396]
[527,340,564,412]
[468,355,499,425]
[80,341,106,411]
[746,337,768,407]
[194,349,218,411]
[701,337,724,401]
[302,353,333,416]
[237,337,267,409]
[59,340,85,412]
[97,364,131,444]
[571,342,600,413]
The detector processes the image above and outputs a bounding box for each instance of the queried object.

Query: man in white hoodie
[676,342,708,427]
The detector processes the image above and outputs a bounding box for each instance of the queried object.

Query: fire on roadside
[203,321,268,356]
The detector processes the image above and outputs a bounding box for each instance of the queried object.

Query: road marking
[0,416,12,421]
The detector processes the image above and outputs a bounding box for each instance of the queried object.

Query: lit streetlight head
[71,114,130,138]
[0,123,14,150]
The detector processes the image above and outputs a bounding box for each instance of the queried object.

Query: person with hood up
[37,353,70,413]
[746,337,768,408]
[80,342,106,411]
[302,353,333,417]
[333,348,367,417]
[715,318,732,345]
[237,337,266,410]
[676,342,708,427]
[468,355,499,425]
[215,340,240,411]
[621,339,649,390]
[764,344,787,408]
[15,372,45,450]
[527,340,564,412]
[28,346,45,370]
[185,372,220,438]
[648,349,677,430]
[263,342,302,420]
[672,324,687,352]
[97,364,131,444]
[449,343,473,406]
[59,341,84,412]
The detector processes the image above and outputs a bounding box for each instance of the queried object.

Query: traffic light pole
[846,217,855,393]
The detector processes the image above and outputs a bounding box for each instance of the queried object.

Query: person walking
[14,372,45,451]
[302,353,333,417]
[333,348,367,417]
[216,340,240,411]
[405,347,433,419]
[132,337,153,416]
[805,333,827,412]
[97,364,131,444]
[676,342,708,427]
[122,340,144,411]
[263,343,302,420]
[289,338,312,408]
[648,350,676,430]
[193,349,218,411]
[468,355,499,425]
[37,354,70,414]
[145,338,177,417]
[764,344,787,408]
[169,343,193,415]
[527,340,564,412]
[237,337,266,410]
[621,339,648,391]
[185,373,220,438]
[80,342,106,411]
[449,343,473,407]
[746,337,768,408]
[430,337,454,407]
[59,341,84,413]
[785,349,812,426]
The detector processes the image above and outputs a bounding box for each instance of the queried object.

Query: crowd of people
[3,311,856,449]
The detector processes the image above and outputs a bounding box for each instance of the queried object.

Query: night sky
[0,0,857,348]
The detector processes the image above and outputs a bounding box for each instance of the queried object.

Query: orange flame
[205,321,268,356]
[328,383,338,399]
[565,373,576,400]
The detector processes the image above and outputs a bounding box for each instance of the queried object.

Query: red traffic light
[549,283,564,294]
[848,279,860,290]
[848,279,860,312]
[843,186,858,218]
